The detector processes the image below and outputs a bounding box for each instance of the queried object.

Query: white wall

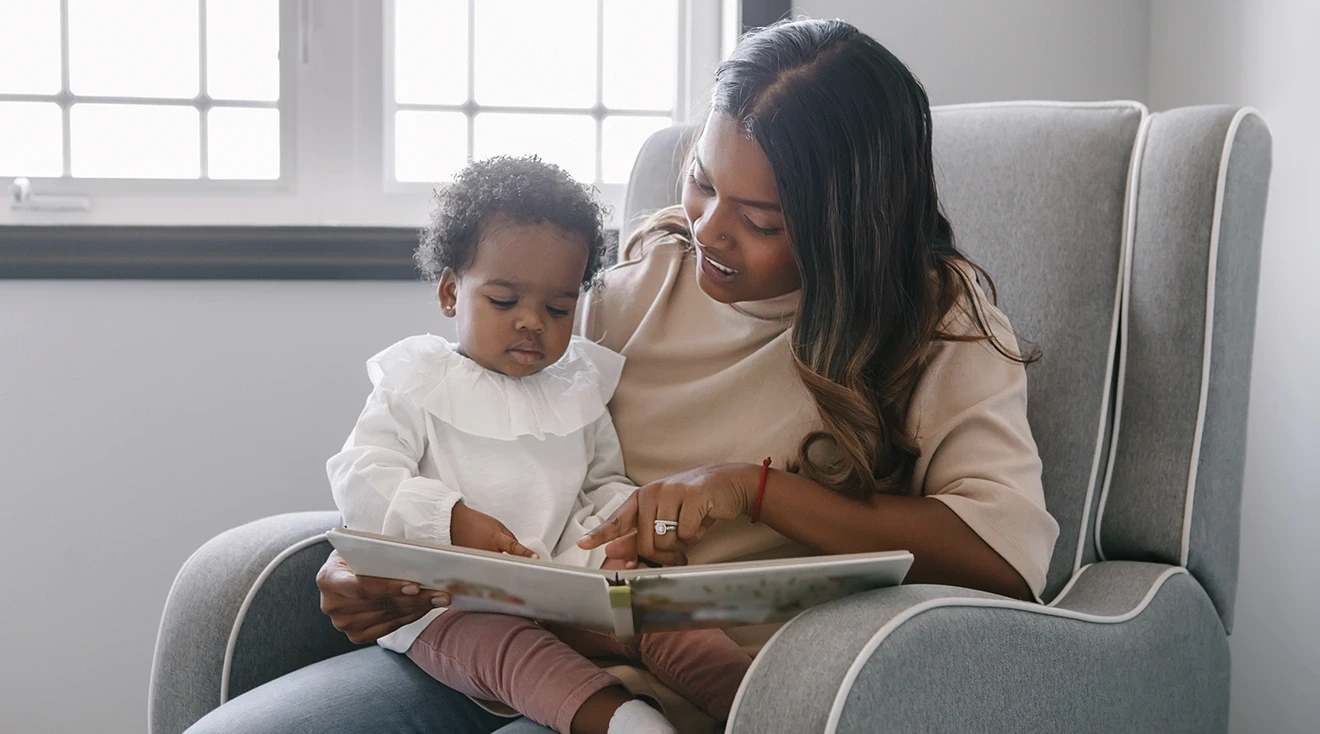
[796,0,1152,104]
[1148,2,1320,733]
[5,3,1315,733]
[0,280,448,733]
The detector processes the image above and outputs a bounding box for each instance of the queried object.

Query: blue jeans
[184,647,554,734]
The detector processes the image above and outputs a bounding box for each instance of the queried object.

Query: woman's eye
[687,171,715,194]
[488,298,516,310]
[744,217,783,237]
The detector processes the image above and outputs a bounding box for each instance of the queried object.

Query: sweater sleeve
[327,386,462,545]
[910,302,1060,601]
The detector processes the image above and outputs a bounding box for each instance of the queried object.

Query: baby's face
[439,216,588,378]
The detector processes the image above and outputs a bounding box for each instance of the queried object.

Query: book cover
[327,528,912,637]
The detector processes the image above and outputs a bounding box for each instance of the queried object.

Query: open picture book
[326,527,913,639]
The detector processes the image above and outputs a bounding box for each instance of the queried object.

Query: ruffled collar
[366,335,625,441]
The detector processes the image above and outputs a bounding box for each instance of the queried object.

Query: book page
[327,528,618,632]
[618,551,913,633]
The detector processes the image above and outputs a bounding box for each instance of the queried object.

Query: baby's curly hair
[416,155,607,289]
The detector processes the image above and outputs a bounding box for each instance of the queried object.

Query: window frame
[0,0,764,278]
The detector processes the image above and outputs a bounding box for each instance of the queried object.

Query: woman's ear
[438,270,459,317]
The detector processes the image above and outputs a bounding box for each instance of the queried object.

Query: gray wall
[1148,2,1320,732]
[0,281,449,733]
[796,0,1152,104]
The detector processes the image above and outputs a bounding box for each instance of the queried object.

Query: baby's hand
[599,531,638,570]
[451,502,539,559]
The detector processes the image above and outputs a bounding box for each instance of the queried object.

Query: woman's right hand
[316,549,451,644]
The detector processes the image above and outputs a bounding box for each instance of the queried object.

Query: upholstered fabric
[620,124,696,237]
[930,102,1145,598]
[1100,106,1271,630]
[149,511,351,734]
[729,562,1229,734]
[151,103,1270,734]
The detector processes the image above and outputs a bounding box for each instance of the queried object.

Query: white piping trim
[219,534,328,704]
[1074,110,1151,572]
[935,100,1149,114]
[1045,563,1094,608]
[725,605,815,728]
[823,566,1188,733]
[1093,112,1154,563]
[147,539,213,733]
[1180,107,1262,566]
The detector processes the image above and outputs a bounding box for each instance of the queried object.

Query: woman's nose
[693,205,733,249]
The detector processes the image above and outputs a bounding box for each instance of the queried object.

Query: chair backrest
[1100,106,1270,630]
[622,103,1268,620]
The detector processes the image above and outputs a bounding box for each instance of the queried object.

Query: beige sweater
[580,236,1058,595]
[577,237,1058,728]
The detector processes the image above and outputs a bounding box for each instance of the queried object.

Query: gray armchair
[150,102,1271,733]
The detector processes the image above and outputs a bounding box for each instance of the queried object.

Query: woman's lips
[697,247,739,283]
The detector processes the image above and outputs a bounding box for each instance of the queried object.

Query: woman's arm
[741,465,1033,600]
[579,464,1032,600]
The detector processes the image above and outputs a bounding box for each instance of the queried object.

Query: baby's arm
[327,386,462,544]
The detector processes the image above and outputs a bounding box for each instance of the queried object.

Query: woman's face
[682,113,801,303]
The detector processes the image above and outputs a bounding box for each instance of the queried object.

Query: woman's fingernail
[432,596,449,607]
[401,584,420,596]
[531,553,540,559]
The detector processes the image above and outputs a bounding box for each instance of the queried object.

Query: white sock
[607,699,677,734]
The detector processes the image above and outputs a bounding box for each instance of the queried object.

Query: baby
[328,156,752,734]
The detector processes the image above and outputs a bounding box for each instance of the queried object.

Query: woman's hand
[577,464,756,566]
[316,550,451,644]
[451,502,539,558]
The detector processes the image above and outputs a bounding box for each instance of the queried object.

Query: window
[0,0,282,182]
[0,1,720,230]
[389,0,679,187]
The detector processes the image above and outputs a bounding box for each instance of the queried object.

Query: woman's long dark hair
[632,19,1034,499]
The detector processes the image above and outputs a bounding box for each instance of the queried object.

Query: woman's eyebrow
[694,155,782,212]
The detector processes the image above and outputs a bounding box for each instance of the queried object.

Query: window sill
[0,226,421,280]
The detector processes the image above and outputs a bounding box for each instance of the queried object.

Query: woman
[185,18,1058,734]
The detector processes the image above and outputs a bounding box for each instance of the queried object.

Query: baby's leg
[638,629,754,720]
[407,611,624,734]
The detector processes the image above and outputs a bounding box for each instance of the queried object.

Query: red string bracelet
[750,457,772,524]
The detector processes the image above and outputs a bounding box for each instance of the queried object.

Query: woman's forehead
[696,113,780,204]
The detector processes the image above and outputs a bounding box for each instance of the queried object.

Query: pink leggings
[406,610,752,734]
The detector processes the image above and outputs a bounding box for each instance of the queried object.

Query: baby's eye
[488,298,516,310]
[546,306,571,318]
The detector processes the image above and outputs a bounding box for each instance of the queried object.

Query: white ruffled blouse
[327,334,636,652]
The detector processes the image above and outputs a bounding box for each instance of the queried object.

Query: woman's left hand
[577,464,756,566]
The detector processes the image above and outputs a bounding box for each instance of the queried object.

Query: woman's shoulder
[911,263,1029,431]
[578,226,692,350]
[935,262,1020,347]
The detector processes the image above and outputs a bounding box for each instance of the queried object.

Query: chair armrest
[727,561,1229,734]
[148,511,360,734]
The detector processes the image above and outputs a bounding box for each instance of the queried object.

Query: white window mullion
[59,0,72,177]
[198,0,209,180]
[684,0,721,121]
